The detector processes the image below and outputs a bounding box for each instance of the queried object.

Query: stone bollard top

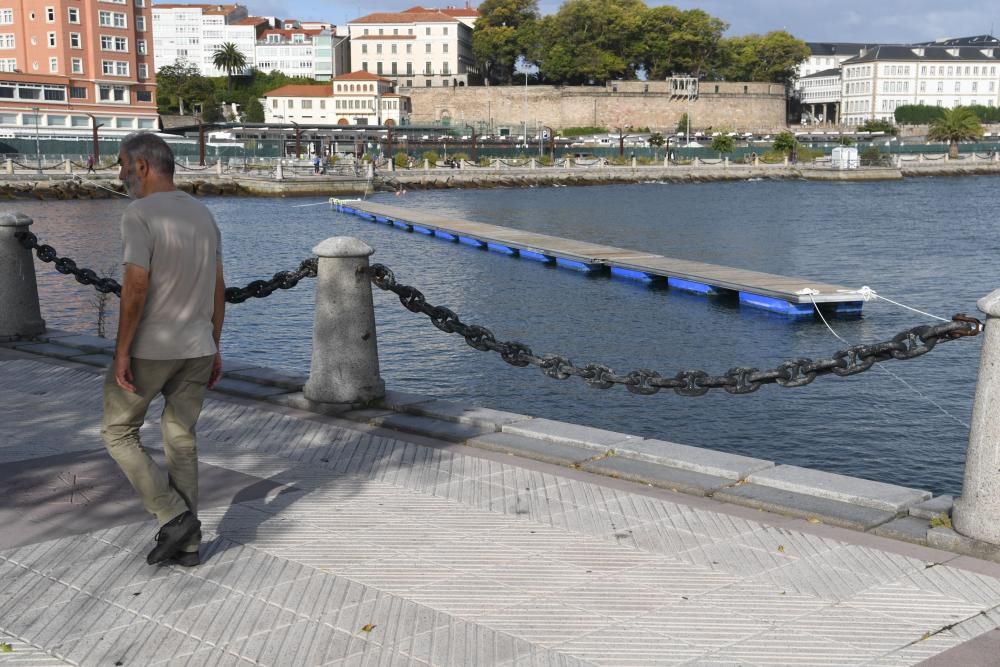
[313,236,375,258]
[0,212,33,227]
[977,288,1000,317]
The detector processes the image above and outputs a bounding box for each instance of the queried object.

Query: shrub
[857,119,898,135]
[478,157,491,167]
[450,151,469,161]
[560,126,608,137]
[423,150,439,166]
[393,152,408,168]
[539,155,554,166]
[860,144,884,164]
[772,131,797,154]
[795,146,825,161]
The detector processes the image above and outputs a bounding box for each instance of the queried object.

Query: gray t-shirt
[120,190,222,360]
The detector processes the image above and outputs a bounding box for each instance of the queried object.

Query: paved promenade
[3,349,1000,666]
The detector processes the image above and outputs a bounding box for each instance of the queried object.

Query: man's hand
[113,354,137,393]
[208,352,223,389]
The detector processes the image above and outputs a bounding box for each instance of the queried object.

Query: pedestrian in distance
[86,154,95,173]
[313,154,321,174]
[101,132,226,567]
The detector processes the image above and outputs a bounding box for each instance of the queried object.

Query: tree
[156,60,202,114]
[710,132,735,156]
[242,97,264,123]
[717,31,809,84]
[648,131,665,159]
[212,42,248,88]
[658,9,727,79]
[857,118,898,135]
[473,0,539,84]
[836,136,854,146]
[675,113,690,135]
[772,131,797,154]
[927,106,984,158]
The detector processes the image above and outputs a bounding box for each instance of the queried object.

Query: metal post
[32,106,41,173]
[198,122,206,166]
[0,213,45,339]
[303,237,385,406]
[954,289,1000,545]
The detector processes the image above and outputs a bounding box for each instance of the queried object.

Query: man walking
[102,133,225,567]
[86,154,95,173]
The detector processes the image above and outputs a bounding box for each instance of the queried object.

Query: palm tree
[927,107,983,159]
[211,42,248,88]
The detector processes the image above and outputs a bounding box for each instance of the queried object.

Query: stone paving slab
[873,517,932,545]
[910,495,954,520]
[3,356,1000,667]
[613,438,774,480]
[581,457,735,497]
[211,376,295,400]
[10,342,88,361]
[401,399,531,430]
[368,413,496,443]
[466,433,600,467]
[502,418,641,452]
[225,366,307,391]
[38,334,115,354]
[747,464,932,512]
[714,483,898,531]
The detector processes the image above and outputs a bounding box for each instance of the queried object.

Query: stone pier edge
[4,327,993,563]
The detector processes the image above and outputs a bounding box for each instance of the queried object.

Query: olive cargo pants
[101,355,214,550]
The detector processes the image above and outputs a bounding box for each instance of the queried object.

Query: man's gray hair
[120,132,175,178]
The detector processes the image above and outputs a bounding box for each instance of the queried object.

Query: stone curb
[5,330,988,560]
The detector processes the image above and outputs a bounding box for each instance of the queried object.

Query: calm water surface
[17,177,1000,495]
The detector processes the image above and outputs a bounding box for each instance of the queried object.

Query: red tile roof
[264,84,332,97]
[351,10,459,24]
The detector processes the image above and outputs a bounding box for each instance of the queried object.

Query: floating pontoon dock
[333,199,863,317]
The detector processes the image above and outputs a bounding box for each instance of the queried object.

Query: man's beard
[123,166,142,198]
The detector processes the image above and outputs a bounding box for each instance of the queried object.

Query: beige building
[263,71,410,126]
[0,0,158,136]
[348,5,479,88]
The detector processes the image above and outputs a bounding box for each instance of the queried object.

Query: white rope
[291,201,329,208]
[836,286,950,322]
[808,294,969,429]
[74,175,128,198]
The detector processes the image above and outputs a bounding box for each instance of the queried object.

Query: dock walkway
[3,345,1000,666]
[337,200,863,317]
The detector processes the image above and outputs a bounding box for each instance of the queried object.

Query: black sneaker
[170,551,201,567]
[147,512,201,565]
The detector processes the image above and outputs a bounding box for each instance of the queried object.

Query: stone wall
[401,84,788,132]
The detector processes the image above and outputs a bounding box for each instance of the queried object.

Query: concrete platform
[4,351,1000,666]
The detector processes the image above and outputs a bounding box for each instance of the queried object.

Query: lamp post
[523,71,528,147]
[291,120,301,159]
[87,113,104,166]
[464,123,477,161]
[31,106,40,173]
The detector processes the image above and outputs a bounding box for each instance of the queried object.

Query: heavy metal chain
[368,264,983,396]
[14,231,318,304]
[14,231,983,397]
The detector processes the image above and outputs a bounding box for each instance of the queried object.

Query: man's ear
[135,157,149,178]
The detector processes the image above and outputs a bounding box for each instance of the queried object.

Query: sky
[189,0,1000,43]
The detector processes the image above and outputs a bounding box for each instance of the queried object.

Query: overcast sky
[184,0,999,43]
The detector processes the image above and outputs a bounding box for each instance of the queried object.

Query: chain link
[14,230,317,304]
[367,263,982,397]
[14,231,983,397]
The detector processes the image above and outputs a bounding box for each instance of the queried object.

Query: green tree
[473,0,539,84]
[242,97,264,123]
[648,131,665,158]
[527,0,646,84]
[772,131,797,154]
[212,42,248,88]
[710,132,735,155]
[836,136,854,146]
[857,118,898,135]
[716,31,809,83]
[659,9,727,79]
[927,106,984,158]
[156,60,202,114]
[675,113,690,135]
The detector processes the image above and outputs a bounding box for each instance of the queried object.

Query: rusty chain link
[367,264,982,396]
[14,231,983,397]
[14,230,318,304]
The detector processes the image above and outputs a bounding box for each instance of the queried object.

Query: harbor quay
[6,209,1000,667]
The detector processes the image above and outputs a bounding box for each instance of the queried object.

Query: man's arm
[209,260,226,389]
[113,262,150,393]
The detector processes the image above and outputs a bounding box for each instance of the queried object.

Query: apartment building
[840,40,1000,125]
[799,68,842,124]
[348,5,480,88]
[0,0,158,137]
[262,71,410,126]
[152,3,261,76]
[255,20,349,81]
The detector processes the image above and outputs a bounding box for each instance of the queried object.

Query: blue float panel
[555,257,601,272]
[832,301,864,315]
[435,231,457,241]
[459,236,486,248]
[520,250,554,263]
[391,221,412,230]
[668,277,715,294]
[739,292,815,316]
[610,267,654,282]
[487,242,517,255]
[376,216,390,223]
[341,206,355,214]
[412,225,434,235]
[360,213,376,221]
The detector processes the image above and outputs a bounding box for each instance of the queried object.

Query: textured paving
[2,357,1000,666]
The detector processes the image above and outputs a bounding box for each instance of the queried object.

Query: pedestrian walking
[102,132,225,567]
[313,154,321,174]
[86,154,95,173]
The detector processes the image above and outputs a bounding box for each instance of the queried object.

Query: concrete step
[747,464,931,513]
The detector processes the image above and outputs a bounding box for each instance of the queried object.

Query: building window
[920,81,925,92]
[0,10,12,24]
[973,81,978,92]
[46,114,65,126]
[443,43,448,53]
[271,99,277,108]
[137,39,146,54]
[425,44,431,53]
[362,61,368,71]
[391,44,396,54]
[425,27,430,35]
[377,62,383,74]
[376,43,382,54]
[47,32,56,47]
[138,63,148,79]
[70,86,86,98]
[391,62,397,75]
[288,100,294,108]
[406,44,412,54]
[136,16,145,31]
[955,81,961,92]
[443,26,448,35]
[70,33,81,48]
[45,6,55,22]
[361,44,367,54]
[442,62,449,75]
[49,57,57,72]
[301,99,312,109]
[0,34,14,49]
[407,62,412,75]
[425,61,431,74]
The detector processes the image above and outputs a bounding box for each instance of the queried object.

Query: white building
[262,72,411,126]
[153,3,262,76]
[796,42,875,80]
[348,6,480,88]
[840,39,1000,125]
[798,68,842,124]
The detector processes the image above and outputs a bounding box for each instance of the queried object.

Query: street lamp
[31,106,40,173]
[464,123,477,161]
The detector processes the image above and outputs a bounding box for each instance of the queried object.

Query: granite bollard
[0,212,45,339]
[303,236,385,406]
[954,288,1000,545]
